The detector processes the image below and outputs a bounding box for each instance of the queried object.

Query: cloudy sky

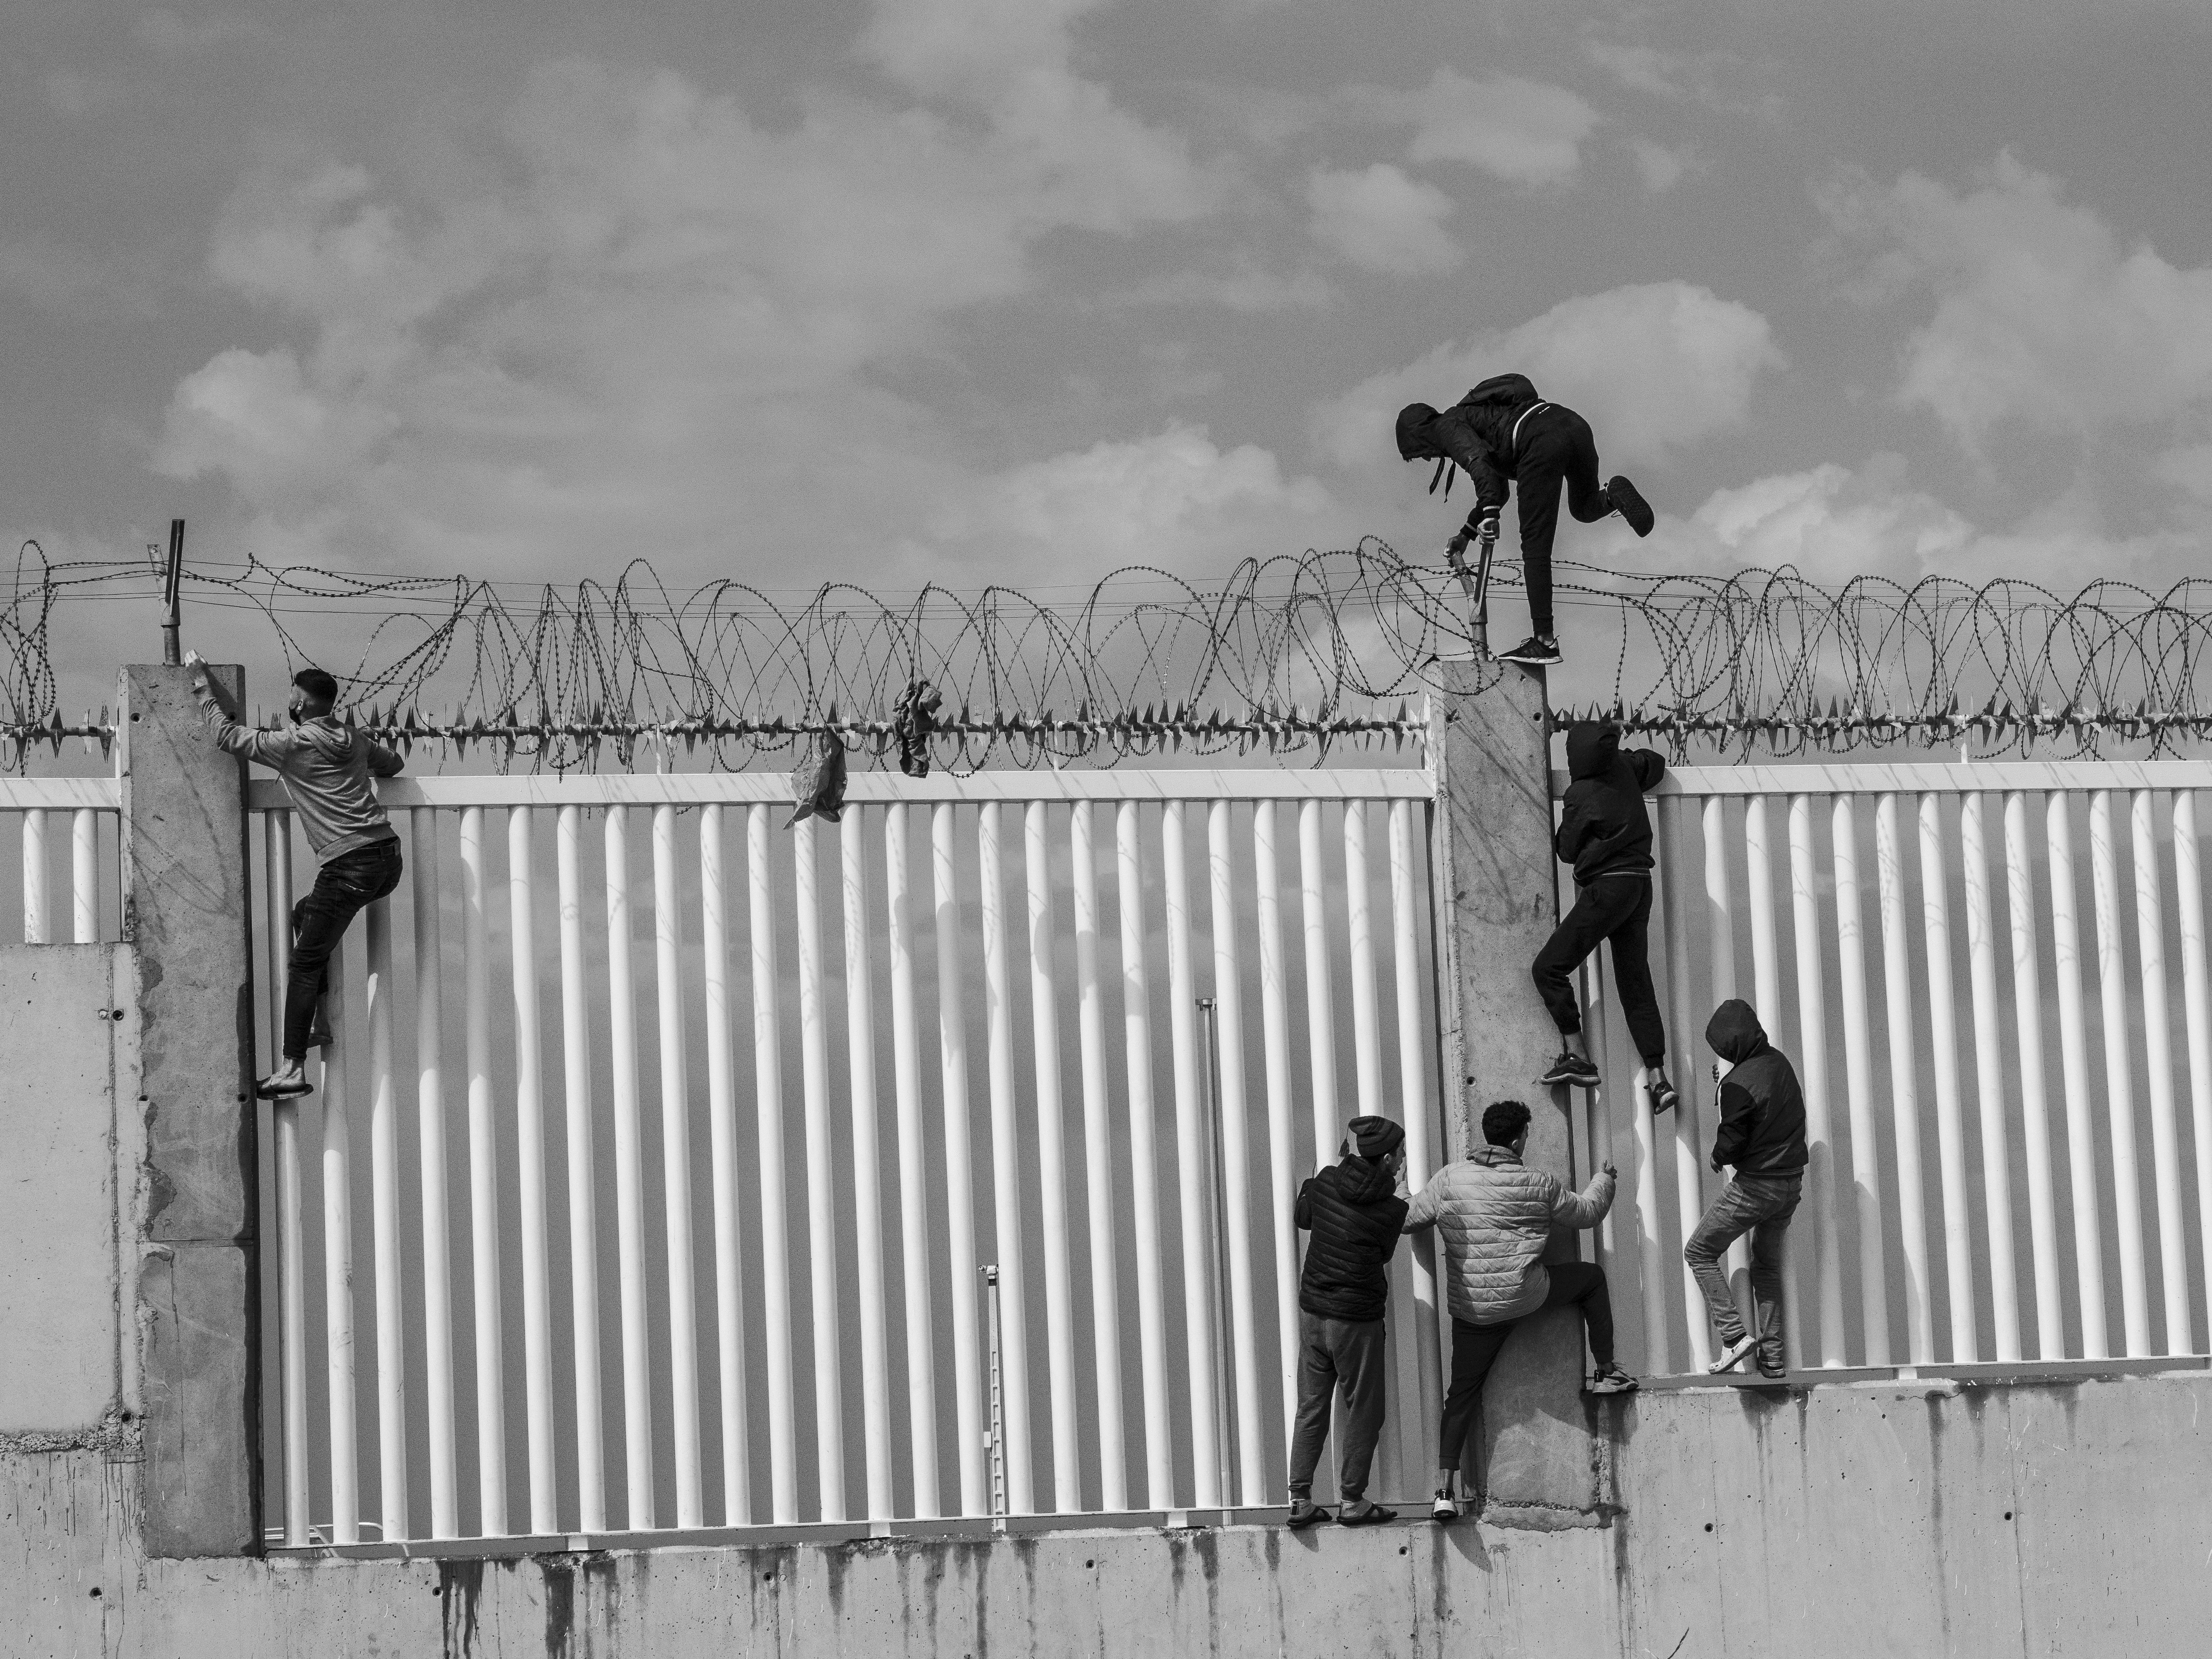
[7,0,2212,625]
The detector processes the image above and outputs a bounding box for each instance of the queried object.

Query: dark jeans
[285,838,404,1060]
[1531,873,1665,1067]
[1286,1311,1388,1502]
[1685,1172,1801,1371]
[1511,404,1610,638]
[1438,1262,1614,1469]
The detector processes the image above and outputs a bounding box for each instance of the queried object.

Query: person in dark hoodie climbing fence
[1285,1116,1411,1530]
[1531,719,1681,1114]
[1687,999,1809,1381]
[1395,374,1655,668]
[186,650,405,1100]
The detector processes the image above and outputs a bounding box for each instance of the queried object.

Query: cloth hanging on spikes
[786,729,848,827]
[892,677,943,779]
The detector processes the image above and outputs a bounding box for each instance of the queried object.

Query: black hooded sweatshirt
[1395,374,1547,521]
[1554,721,1666,886]
[1296,1155,1408,1323]
[1706,999,1808,1176]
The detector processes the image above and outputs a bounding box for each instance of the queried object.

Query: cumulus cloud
[1310,281,1784,475]
[1340,69,1598,188]
[1305,164,1461,275]
[149,40,1265,582]
[1825,154,2212,449]
[1629,138,1693,194]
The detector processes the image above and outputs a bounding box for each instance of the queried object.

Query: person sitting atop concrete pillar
[1404,1098,1633,1525]
[186,650,405,1100]
[1688,999,1807,1382]
[1286,1115,1411,1529]
[1531,719,1681,1114]
[1395,374,1655,669]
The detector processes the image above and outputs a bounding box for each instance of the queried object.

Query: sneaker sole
[256,1080,314,1100]
[1536,1071,1601,1089]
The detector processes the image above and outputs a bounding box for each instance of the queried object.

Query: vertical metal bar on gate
[2131,791,2192,1355]
[1874,796,1934,1366]
[1830,795,1890,1366]
[510,809,558,1531]
[1196,997,1237,1516]
[2089,790,2151,1356]
[2173,790,2212,1348]
[2002,793,2064,1359]
[1787,795,1846,1368]
[460,806,506,1534]
[1070,803,1127,1512]
[321,940,359,1542]
[2045,793,2108,1358]
[984,1266,1008,1534]
[885,805,940,1519]
[1388,799,1444,1451]
[21,807,47,943]
[268,813,311,1546]
[1702,795,1754,1334]
[1116,801,1173,1511]
[932,803,987,1516]
[606,807,655,1528]
[793,818,845,1522]
[2168,792,2212,1353]
[1745,795,1803,1368]
[1208,801,1263,1505]
[365,894,409,1541]
[655,805,705,1527]
[843,811,894,1525]
[1162,800,1221,1508]
[1918,794,1977,1362]
[1254,803,1300,1448]
[975,804,1033,1513]
[1661,800,1711,1370]
[555,806,607,1531]
[748,805,796,1522]
[1298,800,1339,1167]
[1026,801,1083,1513]
[410,807,459,1539]
[1959,793,2022,1362]
[71,809,97,941]
[700,805,751,1525]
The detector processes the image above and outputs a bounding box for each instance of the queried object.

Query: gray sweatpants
[1286,1311,1388,1501]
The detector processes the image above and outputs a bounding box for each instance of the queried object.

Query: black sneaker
[1606,475,1655,537]
[1537,1050,1602,1089]
[1285,1499,1329,1529]
[1495,634,1562,668]
[255,1068,313,1100]
[1647,1072,1680,1115]
[1336,1500,1397,1527]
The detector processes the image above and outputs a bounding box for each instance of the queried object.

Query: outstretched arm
[1550,1164,1617,1229]
[1630,748,1667,792]
[365,737,405,777]
[1401,1173,1442,1234]
[185,650,291,768]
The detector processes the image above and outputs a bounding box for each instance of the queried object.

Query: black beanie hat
[1347,1115,1406,1161]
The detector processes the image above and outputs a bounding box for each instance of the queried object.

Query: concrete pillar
[1426,658,1604,1526]
[120,664,261,1557]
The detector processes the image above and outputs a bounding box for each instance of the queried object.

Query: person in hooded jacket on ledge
[1395,373,1655,669]
[1688,999,1809,1380]
[1531,719,1680,1113]
[1285,1115,1410,1529]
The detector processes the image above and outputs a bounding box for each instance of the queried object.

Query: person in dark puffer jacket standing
[1531,720,1681,1114]
[1688,999,1809,1380]
[1285,1116,1410,1529]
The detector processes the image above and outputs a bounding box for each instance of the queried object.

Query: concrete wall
[6,1372,2207,1656]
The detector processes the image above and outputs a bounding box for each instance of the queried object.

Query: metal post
[983,1266,1008,1534]
[160,518,184,665]
[1196,997,1234,1522]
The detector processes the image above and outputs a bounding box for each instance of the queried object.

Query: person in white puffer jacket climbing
[1403,1098,1635,1523]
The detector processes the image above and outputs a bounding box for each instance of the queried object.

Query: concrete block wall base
[8,1377,2207,1658]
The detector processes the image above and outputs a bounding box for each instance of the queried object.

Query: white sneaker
[1707,1333,1758,1374]
[1431,1488,1458,1524]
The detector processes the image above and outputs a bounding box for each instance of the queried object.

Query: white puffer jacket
[1404,1147,1615,1325]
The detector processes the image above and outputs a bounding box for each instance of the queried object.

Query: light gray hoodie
[204,705,402,858]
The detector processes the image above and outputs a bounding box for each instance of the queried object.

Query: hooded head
[1565,720,1621,781]
[1396,402,1442,461]
[1705,998,1770,1065]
